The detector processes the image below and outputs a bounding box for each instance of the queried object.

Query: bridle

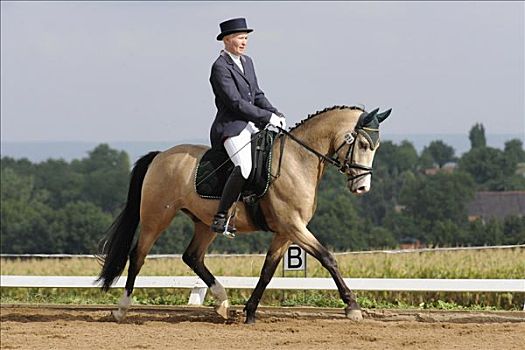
[275,125,377,182]
[333,129,375,181]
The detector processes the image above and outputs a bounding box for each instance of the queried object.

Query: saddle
[194,129,278,231]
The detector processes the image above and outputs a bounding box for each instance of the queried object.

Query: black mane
[289,105,365,132]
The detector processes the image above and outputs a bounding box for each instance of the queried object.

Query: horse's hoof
[112,309,127,323]
[215,299,230,319]
[244,314,256,324]
[345,307,363,321]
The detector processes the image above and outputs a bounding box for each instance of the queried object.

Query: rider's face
[224,32,248,56]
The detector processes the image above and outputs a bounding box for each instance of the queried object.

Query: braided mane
[289,105,365,132]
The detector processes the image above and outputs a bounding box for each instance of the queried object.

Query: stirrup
[211,214,236,238]
[222,230,236,239]
[222,213,236,239]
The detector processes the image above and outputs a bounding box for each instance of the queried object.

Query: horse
[97,105,391,324]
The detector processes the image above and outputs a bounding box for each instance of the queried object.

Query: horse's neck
[269,109,359,220]
[282,109,359,187]
[290,109,359,158]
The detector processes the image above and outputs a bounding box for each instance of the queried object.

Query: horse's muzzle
[348,174,371,194]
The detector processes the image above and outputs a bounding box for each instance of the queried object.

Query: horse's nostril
[358,186,367,192]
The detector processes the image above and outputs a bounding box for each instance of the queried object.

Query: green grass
[1,248,524,310]
[1,288,518,311]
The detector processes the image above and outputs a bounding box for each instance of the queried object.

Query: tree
[503,216,525,245]
[504,139,525,163]
[77,144,130,213]
[467,219,504,246]
[420,140,456,168]
[0,157,34,177]
[398,172,476,244]
[503,139,525,178]
[0,168,56,253]
[362,221,396,249]
[418,150,435,169]
[374,140,418,177]
[34,159,84,209]
[51,201,113,253]
[429,219,467,246]
[469,123,486,149]
[355,170,415,226]
[459,147,513,189]
[382,210,422,243]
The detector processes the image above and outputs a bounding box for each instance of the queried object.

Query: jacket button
[248,92,251,96]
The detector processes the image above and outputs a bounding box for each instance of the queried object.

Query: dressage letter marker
[284,245,306,271]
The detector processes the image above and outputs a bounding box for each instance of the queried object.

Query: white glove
[269,113,286,130]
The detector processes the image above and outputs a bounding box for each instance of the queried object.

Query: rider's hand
[269,113,286,130]
[277,112,287,129]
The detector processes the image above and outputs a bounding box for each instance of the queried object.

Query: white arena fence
[1,245,524,309]
[1,275,524,308]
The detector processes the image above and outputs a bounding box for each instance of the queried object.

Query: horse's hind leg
[113,224,165,322]
[290,226,363,321]
[244,234,291,324]
[182,221,230,318]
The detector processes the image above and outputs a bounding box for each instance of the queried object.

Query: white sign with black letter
[284,244,306,271]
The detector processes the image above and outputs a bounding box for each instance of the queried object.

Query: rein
[275,126,373,181]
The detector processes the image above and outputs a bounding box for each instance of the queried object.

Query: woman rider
[209,18,286,234]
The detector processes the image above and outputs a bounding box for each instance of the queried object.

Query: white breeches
[224,122,259,179]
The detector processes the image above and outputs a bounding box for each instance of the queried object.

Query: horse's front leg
[244,234,291,324]
[290,226,363,321]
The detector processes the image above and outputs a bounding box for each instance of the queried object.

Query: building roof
[467,191,525,220]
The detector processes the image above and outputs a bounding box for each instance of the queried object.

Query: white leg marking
[210,282,230,319]
[112,291,132,322]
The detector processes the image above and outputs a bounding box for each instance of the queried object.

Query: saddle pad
[195,130,276,201]
[195,148,234,199]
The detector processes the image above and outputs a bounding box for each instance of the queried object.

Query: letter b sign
[284,245,306,271]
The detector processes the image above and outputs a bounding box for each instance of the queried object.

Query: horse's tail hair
[96,151,161,292]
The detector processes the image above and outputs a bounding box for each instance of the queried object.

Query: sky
[1,1,524,143]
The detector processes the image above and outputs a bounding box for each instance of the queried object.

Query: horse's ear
[362,108,379,125]
[377,108,392,123]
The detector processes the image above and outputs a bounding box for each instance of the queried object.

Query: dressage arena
[1,304,524,349]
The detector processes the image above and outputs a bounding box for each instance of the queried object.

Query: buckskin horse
[97,105,391,324]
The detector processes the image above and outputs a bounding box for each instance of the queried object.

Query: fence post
[188,287,207,305]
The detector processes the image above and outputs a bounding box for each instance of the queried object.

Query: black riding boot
[211,166,246,234]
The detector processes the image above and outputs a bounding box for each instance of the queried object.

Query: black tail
[96,151,160,291]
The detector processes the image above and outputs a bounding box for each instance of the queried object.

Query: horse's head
[333,108,391,194]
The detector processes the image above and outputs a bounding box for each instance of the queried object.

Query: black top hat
[216,18,253,41]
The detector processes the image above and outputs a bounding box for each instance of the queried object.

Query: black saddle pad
[195,130,277,202]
